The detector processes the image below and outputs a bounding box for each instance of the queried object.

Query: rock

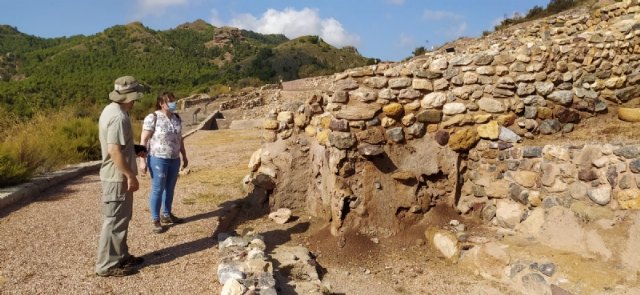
[412,79,433,91]
[617,189,640,209]
[478,97,506,113]
[248,148,262,172]
[631,159,640,173]
[392,170,415,182]
[442,102,467,115]
[268,208,292,224]
[406,122,426,138]
[217,262,246,284]
[384,126,404,143]
[277,111,294,124]
[416,109,443,124]
[523,146,543,158]
[449,128,480,152]
[358,144,385,157]
[547,91,573,106]
[335,105,381,120]
[618,107,640,122]
[555,108,580,124]
[425,228,459,260]
[538,263,556,277]
[356,127,385,144]
[578,169,599,182]
[221,279,246,295]
[329,119,349,132]
[535,81,555,96]
[496,200,524,229]
[614,146,640,159]
[364,77,388,89]
[498,126,522,143]
[383,102,403,118]
[462,242,510,280]
[421,92,447,109]
[329,132,356,149]
[568,182,587,199]
[521,273,550,295]
[539,119,562,135]
[435,130,450,146]
[587,185,612,206]
[512,171,539,188]
[263,119,279,130]
[477,121,500,140]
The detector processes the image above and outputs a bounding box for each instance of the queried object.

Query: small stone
[538,263,556,277]
[268,208,292,224]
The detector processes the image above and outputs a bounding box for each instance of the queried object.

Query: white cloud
[209,9,223,26]
[228,7,360,48]
[387,0,405,5]
[423,10,464,21]
[136,0,188,17]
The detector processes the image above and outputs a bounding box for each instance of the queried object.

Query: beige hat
[108,76,146,103]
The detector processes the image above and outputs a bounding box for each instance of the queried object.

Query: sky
[1,0,551,62]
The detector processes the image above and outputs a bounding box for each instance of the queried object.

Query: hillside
[0,21,375,117]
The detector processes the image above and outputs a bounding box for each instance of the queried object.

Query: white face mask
[167,102,177,113]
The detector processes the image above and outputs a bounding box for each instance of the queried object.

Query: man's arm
[108,143,139,192]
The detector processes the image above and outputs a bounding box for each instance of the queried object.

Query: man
[95,76,146,277]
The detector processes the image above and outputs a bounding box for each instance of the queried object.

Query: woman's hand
[182,155,189,169]
[137,157,148,175]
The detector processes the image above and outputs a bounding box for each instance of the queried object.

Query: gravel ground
[0,129,263,295]
[0,127,506,295]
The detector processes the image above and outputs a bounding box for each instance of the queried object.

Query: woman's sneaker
[152,220,164,234]
[160,213,183,224]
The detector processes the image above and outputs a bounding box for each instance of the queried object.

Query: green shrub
[0,107,106,187]
[0,153,31,187]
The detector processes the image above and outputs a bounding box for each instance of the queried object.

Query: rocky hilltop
[233,1,640,294]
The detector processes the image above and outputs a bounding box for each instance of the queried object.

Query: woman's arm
[138,130,153,174]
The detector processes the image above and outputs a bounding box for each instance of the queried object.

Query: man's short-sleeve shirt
[143,111,182,159]
[99,102,137,182]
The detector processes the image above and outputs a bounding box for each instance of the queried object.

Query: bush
[0,153,30,187]
[0,107,104,187]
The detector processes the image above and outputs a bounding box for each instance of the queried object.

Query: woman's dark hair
[155,91,176,110]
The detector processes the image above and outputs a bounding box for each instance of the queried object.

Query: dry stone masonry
[238,1,640,293]
[244,0,640,235]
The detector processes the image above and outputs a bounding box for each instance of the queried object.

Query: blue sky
[1,0,550,61]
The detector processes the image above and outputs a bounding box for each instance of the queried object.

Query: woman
[139,91,188,233]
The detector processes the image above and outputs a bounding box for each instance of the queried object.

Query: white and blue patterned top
[143,111,182,159]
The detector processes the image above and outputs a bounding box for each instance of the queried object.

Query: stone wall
[461,142,640,229]
[243,0,640,238]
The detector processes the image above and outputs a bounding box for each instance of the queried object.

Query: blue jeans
[148,156,180,221]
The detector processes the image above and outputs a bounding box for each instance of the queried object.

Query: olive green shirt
[99,102,137,182]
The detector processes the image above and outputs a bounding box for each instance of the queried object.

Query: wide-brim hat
[108,76,147,103]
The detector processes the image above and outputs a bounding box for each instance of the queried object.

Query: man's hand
[127,176,139,192]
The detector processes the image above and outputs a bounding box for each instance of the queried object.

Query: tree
[413,46,426,57]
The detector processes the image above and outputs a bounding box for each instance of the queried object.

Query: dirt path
[0,129,262,294]
[0,128,503,295]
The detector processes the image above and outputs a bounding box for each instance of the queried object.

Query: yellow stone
[617,189,640,210]
[316,129,330,146]
[496,113,516,126]
[320,116,332,129]
[263,119,279,130]
[305,125,317,137]
[537,107,553,120]
[473,114,492,124]
[427,124,439,133]
[383,103,404,117]
[477,121,500,140]
[618,108,640,122]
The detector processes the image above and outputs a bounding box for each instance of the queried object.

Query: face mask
[167,102,177,113]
